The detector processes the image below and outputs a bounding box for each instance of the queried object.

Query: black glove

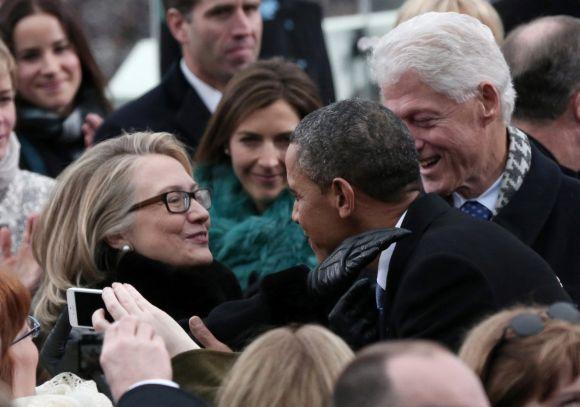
[328,278,378,350]
[39,308,79,376]
[308,227,410,299]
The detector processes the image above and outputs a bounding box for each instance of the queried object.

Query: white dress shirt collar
[377,211,408,290]
[451,173,503,214]
[179,59,222,113]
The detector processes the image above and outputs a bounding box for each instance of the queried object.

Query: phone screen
[73,291,106,327]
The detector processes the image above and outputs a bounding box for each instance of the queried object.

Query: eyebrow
[157,183,197,194]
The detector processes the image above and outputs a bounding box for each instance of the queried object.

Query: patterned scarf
[495,126,532,214]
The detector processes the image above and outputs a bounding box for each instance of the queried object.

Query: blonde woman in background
[395,0,505,42]
[459,303,580,406]
[216,324,354,407]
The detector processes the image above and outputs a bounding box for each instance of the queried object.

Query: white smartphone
[66,287,105,329]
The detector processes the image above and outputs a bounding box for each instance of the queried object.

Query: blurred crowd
[0,0,580,406]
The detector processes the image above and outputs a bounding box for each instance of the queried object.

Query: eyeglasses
[481,302,580,384]
[129,189,212,214]
[12,315,41,345]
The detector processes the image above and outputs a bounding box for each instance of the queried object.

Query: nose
[257,143,283,171]
[231,7,254,37]
[414,137,425,151]
[186,199,210,225]
[40,52,59,75]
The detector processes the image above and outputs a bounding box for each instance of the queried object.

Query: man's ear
[572,91,580,123]
[104,234,129,250]
[331,178,355,219]
[478,82,501,125]
[166,8,190,44]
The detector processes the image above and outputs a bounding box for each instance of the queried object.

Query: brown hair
[194,58,322,164]
[216,324,354,407]
[0,270,31,384]
[395,0,504,43]
[0,0,111,112]
[162,0,198,14]
[459,305,580,406]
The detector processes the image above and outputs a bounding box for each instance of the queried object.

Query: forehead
[381,71,457,117]
[131,154,195,198]
[193,0,259,13]
[13,13,67,48]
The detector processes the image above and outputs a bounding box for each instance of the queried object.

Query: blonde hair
[395,0,504,42]
[217,324,354,407]
[32,132,192,330]
[459,305,580,406]
[0,38,15,85]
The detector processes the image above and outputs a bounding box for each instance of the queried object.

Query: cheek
[16,63,37,87]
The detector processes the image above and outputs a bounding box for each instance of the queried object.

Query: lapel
[379,194,450,338]
[164,64,212,149]
[493,142,561,246]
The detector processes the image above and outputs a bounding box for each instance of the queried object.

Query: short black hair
[290,98,421,203]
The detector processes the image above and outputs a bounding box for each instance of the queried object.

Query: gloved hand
[308,227,410,299]
[328,278,378,350]
[40,308,74,375]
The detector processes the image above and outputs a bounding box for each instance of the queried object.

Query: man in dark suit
[501,15,580,179]
[95,0,263,149]
[373,12,580,304]
[288,98,568,350]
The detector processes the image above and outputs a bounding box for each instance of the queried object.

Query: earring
[224,147,230,155]
[121,244,133,253]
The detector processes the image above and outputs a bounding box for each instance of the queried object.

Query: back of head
[459,304,580,406]
[372,11,515,124]
[290,98,420,203]
[395,0,504,42]
[0,270,31,384]
[502,15,580,123]
[333,340,488,407]
[195,58,322,164]
[217,324,354,407]
[33,132,191,330]
[0,0,110,111]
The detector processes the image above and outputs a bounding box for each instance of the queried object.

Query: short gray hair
[502,15,580,123]
[290,98,420,203]
[372,12,515,124]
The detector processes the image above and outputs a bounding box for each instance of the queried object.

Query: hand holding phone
[66,288,108,329]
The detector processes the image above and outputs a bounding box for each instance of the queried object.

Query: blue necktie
[460,201,493,220]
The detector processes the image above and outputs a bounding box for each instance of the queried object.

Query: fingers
[82,113,103,148]
[22,215,38,246]
[111,282,143,314]
[189,316,232,352]
[0,227,12,260]
[124,283,153,311]
[102,286,129,320]
[92,308,112,333]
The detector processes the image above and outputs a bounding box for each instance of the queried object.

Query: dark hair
[290,98,421,203]
[0,270,31,384]
[0,0,111,112]
[195,58,322,164]
[162,0,198,14]
[502,15,580,122]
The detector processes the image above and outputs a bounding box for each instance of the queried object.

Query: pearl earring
[121,244,133,253]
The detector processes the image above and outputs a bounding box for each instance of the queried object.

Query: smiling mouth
[419,156,440,170]
[251,173,284,183]
[186,231,208,245]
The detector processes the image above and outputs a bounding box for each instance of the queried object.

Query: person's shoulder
[118,384,206,407]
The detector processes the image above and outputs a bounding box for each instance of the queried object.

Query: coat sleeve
[117,384,207,407]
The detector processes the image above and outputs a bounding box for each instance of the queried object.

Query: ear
[166,8,190,45]
[572,90,580,123]
[104,234,129,250]
[478,82,501,125]
[331,178,355,219]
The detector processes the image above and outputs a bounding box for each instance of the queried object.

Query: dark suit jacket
[118,384,206,407]
[493,142,580,304]
[492,0,580,34]
[94,64,210,150]
[382,194,570,350]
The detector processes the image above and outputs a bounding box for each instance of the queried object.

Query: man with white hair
[372,12,580,303]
